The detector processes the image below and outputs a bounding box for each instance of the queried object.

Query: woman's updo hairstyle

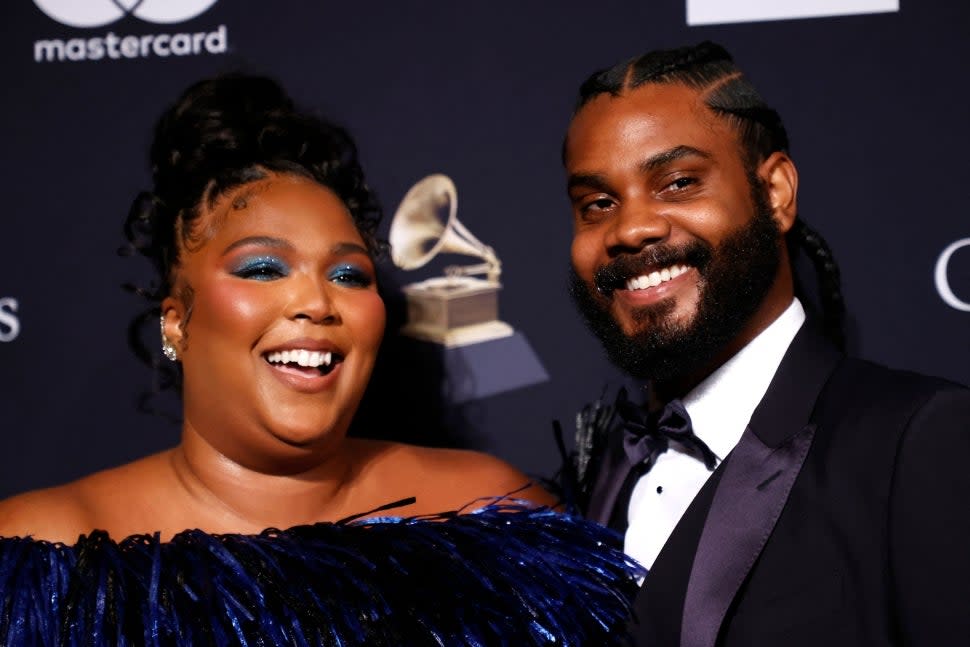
[122,74,383,396]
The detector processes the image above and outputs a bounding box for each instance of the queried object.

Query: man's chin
[614,302,693,340]
[587,295,720,383]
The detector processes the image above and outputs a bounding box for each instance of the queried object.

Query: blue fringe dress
[0,502,643,646]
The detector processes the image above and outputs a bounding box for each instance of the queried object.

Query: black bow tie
[617,388,719,472]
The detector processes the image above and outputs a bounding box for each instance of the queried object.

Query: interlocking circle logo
[33,0,219,28]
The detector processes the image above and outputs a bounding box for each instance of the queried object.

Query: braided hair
[573,41,846,350]
[121,74,384,401]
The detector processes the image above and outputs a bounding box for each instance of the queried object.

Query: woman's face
[162,174,385,472]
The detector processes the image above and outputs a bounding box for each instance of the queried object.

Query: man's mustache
[592,242,712,295]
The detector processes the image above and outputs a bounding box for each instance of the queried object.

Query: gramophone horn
[389,174,493,270]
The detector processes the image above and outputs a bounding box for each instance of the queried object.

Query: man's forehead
[565,83,725,166]
[573,83,715,131]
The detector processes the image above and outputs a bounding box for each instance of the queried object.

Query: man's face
[564,83,791,383]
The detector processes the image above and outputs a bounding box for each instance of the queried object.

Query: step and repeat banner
[0,0,967,498]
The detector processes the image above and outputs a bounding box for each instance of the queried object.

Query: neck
[167,423,357,535]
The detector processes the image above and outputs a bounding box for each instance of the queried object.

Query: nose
[286,273,339,324]
[604,201,671,256]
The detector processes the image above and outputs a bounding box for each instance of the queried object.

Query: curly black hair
[121,74,384,399]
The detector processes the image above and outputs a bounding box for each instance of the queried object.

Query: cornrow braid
[788,219,846,351]
[572,40,846,350]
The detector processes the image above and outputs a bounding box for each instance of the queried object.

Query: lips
[593,242,711,297]
[261,338,345,390]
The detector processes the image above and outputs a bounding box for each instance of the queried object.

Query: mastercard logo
[33,0,220,28]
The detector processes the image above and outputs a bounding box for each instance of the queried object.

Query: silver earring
[161,315,178,362]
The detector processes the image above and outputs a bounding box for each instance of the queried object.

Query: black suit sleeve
[890,386,970,645]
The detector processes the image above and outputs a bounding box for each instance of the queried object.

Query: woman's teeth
[624,264,690,291]
[265,349,334,369]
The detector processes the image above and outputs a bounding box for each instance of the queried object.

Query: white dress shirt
[623,298,806,569]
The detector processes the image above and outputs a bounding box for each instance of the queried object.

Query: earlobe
[759,152,798,233]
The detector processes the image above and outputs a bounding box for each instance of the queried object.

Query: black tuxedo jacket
[587,326,970,646]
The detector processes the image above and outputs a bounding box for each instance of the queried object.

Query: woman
[0,74,640,645]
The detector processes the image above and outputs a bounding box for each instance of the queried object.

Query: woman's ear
[161,296,185,357]
[758,151,798,234]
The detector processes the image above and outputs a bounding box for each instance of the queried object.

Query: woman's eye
[231,257,289,281]
[329,264,373,287]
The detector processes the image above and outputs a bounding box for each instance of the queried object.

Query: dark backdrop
[1,0,967,498]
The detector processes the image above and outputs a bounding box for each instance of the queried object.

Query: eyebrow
[566,172,612,194]
[221,237,370,258]
[639,145,712,173]
[330,242,371,257]
[567,145,713,194]
[222,236,293,255]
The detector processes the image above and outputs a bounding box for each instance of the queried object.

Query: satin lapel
[680,423,817,647]
[678,325,842,647]
[586,430,631,526]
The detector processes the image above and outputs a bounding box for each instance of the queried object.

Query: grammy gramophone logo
[389,174,514,347]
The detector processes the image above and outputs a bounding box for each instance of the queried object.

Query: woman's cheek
[206,279,276,328]
[354,292,386,347]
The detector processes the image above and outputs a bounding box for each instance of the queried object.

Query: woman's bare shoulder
[350,439,558,511]
[0,482,92,544]
[0,452,173,544]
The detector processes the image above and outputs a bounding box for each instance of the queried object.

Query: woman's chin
[264,423,342,451]
[243,437,347,476]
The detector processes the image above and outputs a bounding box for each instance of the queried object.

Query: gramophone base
[401,320,514,348]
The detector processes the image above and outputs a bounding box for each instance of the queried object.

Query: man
[563,41,970,646]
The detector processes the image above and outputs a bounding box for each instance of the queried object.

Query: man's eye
[329,264,373,287]
[574,196,617,225]
[665,177,697,192]
[577,197,616,218]
[231,257,289,281]
[586,198,614,211]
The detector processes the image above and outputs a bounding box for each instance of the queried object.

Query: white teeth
[624,264,690,291]
[266,349,336,368]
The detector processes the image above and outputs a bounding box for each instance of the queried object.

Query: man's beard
[569,178,782,385]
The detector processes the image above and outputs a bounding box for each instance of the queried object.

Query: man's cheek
[570,235,601,279]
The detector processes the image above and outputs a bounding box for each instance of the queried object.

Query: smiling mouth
[264,349,343,376]
[622,263,692,291]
